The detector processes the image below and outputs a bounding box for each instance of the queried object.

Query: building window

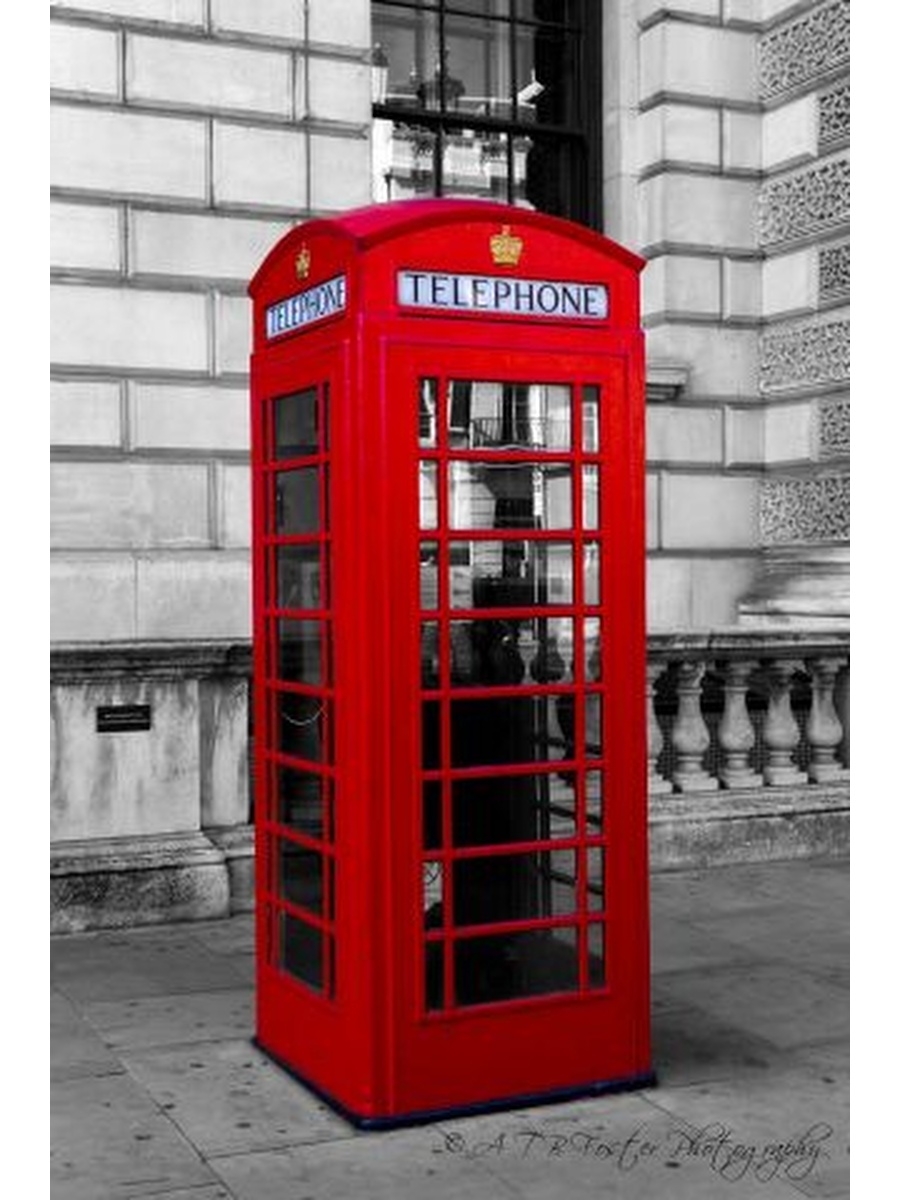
[371,1,601,228]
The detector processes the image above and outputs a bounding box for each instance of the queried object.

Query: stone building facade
[50,0,849,930]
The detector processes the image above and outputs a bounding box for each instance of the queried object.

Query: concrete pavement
[51,857,849,1199]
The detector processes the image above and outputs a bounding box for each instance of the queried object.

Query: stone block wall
[50,0,372,644]
[615,0,849,630]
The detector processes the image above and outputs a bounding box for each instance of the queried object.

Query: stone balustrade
[647,630,849,796]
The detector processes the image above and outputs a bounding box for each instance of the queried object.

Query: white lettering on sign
[397,271,608,320]
[265,274,347,339]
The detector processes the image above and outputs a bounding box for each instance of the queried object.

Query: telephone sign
[248,198,652,1127]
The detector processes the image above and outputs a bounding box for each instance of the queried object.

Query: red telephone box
[248,199,652,1127]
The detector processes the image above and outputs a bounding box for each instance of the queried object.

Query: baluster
[671,661,718,792]
[835,663,850,769]
[805,657,850,782]
[647,661,672,795]
[761,659,807,786]
[717,659,763,789]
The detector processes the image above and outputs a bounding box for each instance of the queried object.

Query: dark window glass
[276,765,331,840]
[371,1,597,226]
[454,926,579,1005]
[280,912,326,992]
[274,387,321,459]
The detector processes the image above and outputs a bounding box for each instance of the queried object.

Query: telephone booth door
[381,341,650,1115]
[249,199,651,1127]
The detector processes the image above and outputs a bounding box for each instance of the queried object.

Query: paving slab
[644,1062,849,1200]
[52,928,248,1003]
[51,988,125,1082]
[82,989,254,1052]
[650,910,765,975]
[119,1037,354,1158]
[210,1123,513,1200]
[51,1071,217,1200]
[186,914,255,956]
[433,1091,803,1200]
[652,959,849,1050]
[651,1000,784,1087]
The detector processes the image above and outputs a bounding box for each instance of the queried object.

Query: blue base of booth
[254,1037,657,1131]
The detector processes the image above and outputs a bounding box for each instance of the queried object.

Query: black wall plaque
[96,704,152,733]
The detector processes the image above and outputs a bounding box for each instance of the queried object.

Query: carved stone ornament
[760,317,849,394]
[819,242,849,301]
[760,472,849,545]
[760,156,849,248]
[818,398,849,460]
[818,80,850,148]
[760,0,850,100]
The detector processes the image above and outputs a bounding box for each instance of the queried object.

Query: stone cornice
[50,639,252,682]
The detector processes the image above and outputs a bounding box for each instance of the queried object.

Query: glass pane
[587,922,605,988]
[584,616,602,681]
[280,911,325,992]
[453,847,577,928]
[422,699,442,770]
[450,462,572,530]
[451,773,575,847]
[421,620,440,687]
[277,544,324,610]
[451,694,570,768]
[448,616,573,687]
[583,385,600,451]
[582,465,600,530]
[423,780,442,850]
[454,926,579,1006]
[420,461,438,529]
[419,377,438,447]
[373,119,439,203]
[274,387,319,459]
[277,619,327,686]
[277,694,332,764]
[279,840,325,915]
[514,20,579,127]
[585,769,603,833]
[426,940,444,1011]
[372,6,440,107]
[420,541,440,609]
[449,540,573,608]
[583,542,601,605]
[276,765,330,840]
[448,381,570,450]
[585,692,603,759]
[587,846,604,912]
[423,860,444,928]
[275,467,322,534]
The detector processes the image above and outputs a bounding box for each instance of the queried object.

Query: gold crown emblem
[295,244,312,280]
[490,225,523,267]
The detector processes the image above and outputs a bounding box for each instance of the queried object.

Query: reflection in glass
[419,378,438,447]
[583,465,600,529]
[277,619,327,686]
[278,694,332,764]
[583,542,601,605]
[449,462,572,530]
[586,769,603,833]
[584,616,602,680]
[454,926,579,1006]
[277,544,323,610]
[421,621,440,687]
[585,692,603,759]
[275,467,322,534]
[583,385,600,451]
[420,541,440,609]
[277,765,330,840]
[587,846,604,912]
[448,381,570,450]
[446,616,573,688]
[274,387,320,459]
[419,461,438,529]
[279,840,325,915]
[449,540,573,608]
[423,861,443,928]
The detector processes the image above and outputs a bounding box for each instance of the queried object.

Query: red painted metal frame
[248,199,650,1126]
